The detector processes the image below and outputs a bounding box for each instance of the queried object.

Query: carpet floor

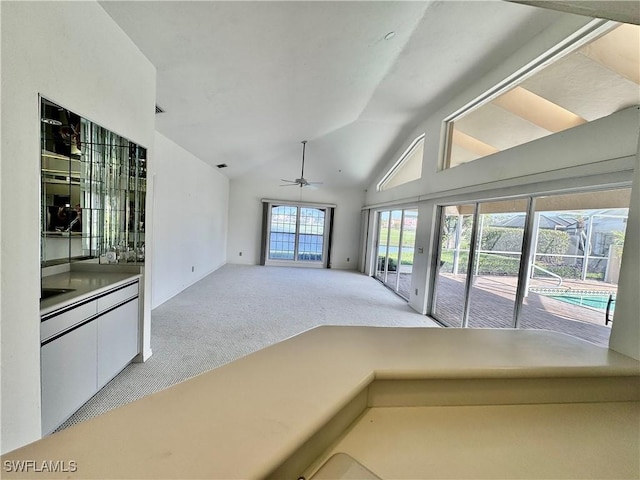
[57,264,437,431]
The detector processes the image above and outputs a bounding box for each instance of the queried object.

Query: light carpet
[57,264,437,431]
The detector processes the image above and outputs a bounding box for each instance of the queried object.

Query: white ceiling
[99,1,586,188]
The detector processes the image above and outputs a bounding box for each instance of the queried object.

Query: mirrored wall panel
[41,97,146,267]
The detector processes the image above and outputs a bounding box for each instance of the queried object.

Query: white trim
[263,201,331,268]
[363,155,635,211]
[377,133,426,192]
[261,198,336,208]
[439,18,616,170]
[264,259,325,269]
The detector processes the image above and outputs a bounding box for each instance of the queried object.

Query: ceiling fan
[280,140,323,188]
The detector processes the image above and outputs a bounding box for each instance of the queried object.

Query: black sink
[41,288,75,300]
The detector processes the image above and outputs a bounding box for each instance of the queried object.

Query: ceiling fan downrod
[300,140,307,179]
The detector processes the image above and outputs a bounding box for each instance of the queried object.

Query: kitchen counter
[41,271,142,314]
[2,327,639,479]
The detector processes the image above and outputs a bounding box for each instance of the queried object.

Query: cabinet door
[41,321,98,435]
[97,299,139,388]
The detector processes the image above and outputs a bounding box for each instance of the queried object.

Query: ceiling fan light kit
[280,140,323,188]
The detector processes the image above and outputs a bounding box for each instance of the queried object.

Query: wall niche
[41,97,146,267]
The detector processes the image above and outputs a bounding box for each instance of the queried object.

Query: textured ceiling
[99,1,578,187]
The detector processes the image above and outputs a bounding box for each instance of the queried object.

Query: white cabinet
[41,321,98,435]
[40,300,98,342]
[97,297,139,388]
[41,280,140,434]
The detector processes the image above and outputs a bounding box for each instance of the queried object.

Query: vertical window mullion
[427,206,445,316]
[513,197,536,328]
[461,203,480,328]
[294,206,301,261]
[383,212,391,284]
[396,210,405,293]
[322,208,330,265]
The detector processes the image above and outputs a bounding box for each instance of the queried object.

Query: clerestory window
[377,134,425,191]
[442,21,639,169]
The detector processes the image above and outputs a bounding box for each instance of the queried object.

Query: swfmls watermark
[3,460,78,473]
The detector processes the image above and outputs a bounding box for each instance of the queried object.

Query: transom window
[443,21,639,169]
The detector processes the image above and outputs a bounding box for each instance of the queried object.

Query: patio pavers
[433,274,612,347]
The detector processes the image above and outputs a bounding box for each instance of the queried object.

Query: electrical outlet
[239,251,242,256]
[415,288,418,295]
[192,266,195,272]
[347,257,350,262]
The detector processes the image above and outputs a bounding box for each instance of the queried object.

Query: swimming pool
[546,293,615,311]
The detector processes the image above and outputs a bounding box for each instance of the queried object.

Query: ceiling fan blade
[280,183,300,187]
[308,181,323,185]
[280,179,296,183]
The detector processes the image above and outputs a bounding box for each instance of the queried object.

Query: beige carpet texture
[56,265,436,431]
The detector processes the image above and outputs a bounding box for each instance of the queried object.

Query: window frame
[377,133,425,192]
[439,18,616,171]
[262,199,334,268]
[427,184,632,344]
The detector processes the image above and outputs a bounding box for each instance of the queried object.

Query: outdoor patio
[433,274,614,347]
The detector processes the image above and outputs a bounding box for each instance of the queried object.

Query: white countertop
[314,402,639,479]
[2,327,639,479]
[40,271,142,314]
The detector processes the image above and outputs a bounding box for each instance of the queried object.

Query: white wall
[363,15,640,358]
[608,147,640,360]
[367,107,638,206]
[228,178,364,270]
[0,2,155,453]
[151,132,229,308]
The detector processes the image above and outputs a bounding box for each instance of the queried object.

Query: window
[269,205,298,260]
[430,188,631,347]
[263,201,333,267]
[374,208,418,299]
[377,134,424,191]
[443,22,639,169]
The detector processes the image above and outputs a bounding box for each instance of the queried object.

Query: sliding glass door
[517,190,630,345]
[397,210,418,298]
[467,199,529,328]
[384,210,402,291]
[375,208,418,299]
[432,205,475,327]
[429,188,630,347]
[375,211,391,282]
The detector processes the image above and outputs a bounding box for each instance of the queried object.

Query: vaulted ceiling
[98,1,636,189]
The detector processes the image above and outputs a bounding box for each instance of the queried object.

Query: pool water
[547,294,615,311]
